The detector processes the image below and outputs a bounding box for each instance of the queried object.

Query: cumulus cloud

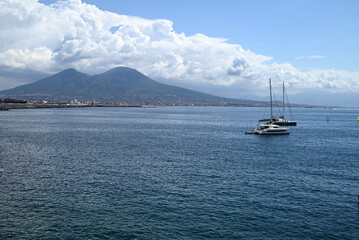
[0,0,358,96]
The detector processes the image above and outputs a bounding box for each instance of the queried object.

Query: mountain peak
[111,66,135,71]
[99,67,148,82]
[59,68,79,74]
[52,68,83,78]
[103,66,140,75]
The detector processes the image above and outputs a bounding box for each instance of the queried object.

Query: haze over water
[1,107,359,239]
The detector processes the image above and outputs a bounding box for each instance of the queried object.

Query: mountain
[1,69,90,96]
[0,67,261,106]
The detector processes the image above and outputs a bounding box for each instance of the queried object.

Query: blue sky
[40,0,359,72]
[2,0,359,106]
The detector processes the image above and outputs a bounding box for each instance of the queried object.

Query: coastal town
[0,97,256,111]
[0,98,145,111]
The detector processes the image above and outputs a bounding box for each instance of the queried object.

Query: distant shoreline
[0,103,334,111]
[0,103,146,111]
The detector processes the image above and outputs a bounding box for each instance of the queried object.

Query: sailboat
[253,79,290,135]
[258,80,297,126]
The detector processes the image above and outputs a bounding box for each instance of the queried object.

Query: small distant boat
[253,123,290,135]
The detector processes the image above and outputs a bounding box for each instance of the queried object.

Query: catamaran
[252,79,290,135]
[258,80,297,126]
[253,122,290,135]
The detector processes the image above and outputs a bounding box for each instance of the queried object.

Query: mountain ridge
[0,67,262,106]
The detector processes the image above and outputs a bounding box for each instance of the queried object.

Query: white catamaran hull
[253,123,290,135]
[253,129,290,135]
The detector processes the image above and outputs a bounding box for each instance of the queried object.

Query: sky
[1,0,359,106]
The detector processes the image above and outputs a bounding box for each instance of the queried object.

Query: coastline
[0,103,146,111]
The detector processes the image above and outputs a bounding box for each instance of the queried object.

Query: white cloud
[295,55,325,60]
[0,0,358,97]
[309,55,325,59]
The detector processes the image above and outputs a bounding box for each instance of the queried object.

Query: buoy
[326,115,330,121]
[357,116,359,121]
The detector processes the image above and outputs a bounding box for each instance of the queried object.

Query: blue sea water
[1,106,359,239]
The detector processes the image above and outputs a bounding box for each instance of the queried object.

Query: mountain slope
[1,69,90,96]
[0,67,259,105]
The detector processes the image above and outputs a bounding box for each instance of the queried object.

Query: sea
[1,106,359,239]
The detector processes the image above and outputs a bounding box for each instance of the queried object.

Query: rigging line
[284,86,294,120]
[285,90,295,120]
[260,87,270,120]
[272,92,282,117]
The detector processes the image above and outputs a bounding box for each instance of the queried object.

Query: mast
[269,78,273,119]
[283,81,285,118]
